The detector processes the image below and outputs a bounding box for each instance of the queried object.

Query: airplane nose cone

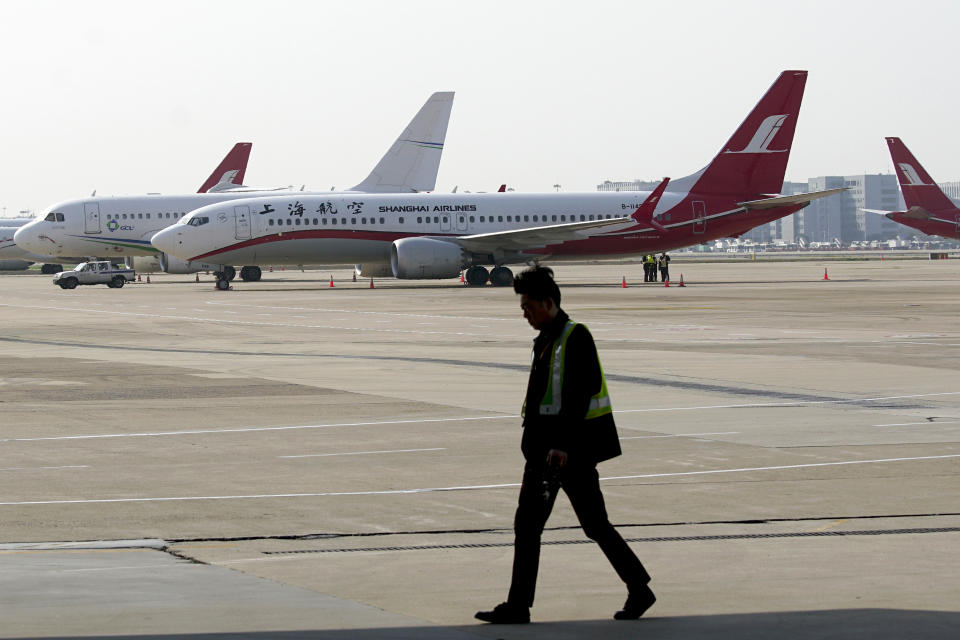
[151,227,185,257]
[13,225,40,252]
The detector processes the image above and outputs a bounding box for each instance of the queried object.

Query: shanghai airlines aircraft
[152,71,842,288]
[12,141,253,277]
[16,92,454,282]
[862,137,960,241]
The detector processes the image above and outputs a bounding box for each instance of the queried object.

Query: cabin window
[533,215,539,222]
[379,217,385,224]
[331,218,337,225]
[268,219,274,226]
[362,218,367,224]
[399,217,404,223]
[322,218,327,225]
[498,216,503,222]
[580,215,585,221]
[417,217,422,223]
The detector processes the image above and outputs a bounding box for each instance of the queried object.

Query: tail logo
[897,163,932,186]
[725,114,790,154]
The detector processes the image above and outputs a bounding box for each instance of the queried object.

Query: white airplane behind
[15,92,454,282]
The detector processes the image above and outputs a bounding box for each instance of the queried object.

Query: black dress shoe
[614,585,656,620]
[475,602,530,624]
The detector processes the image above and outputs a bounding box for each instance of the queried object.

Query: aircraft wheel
[240,266,261,282]
[490,266,514,287]
[223,266,237,281]
[216,278,230,291]
[465,265,489,286]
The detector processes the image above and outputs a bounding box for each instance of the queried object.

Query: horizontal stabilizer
[630,177,670,231]
[738,187,846,210]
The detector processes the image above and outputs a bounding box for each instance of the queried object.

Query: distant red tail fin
[886,137,955,212]
[672,70,807,198]
[197,142,252,193]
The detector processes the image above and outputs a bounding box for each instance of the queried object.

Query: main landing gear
[464,265,513,287]
[239,266,261,282]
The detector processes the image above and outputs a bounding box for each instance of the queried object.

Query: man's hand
[546,449,568,468]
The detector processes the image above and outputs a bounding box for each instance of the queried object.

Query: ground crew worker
[475,266,655,625]
[646,253,657,281]
[659,252,670,282]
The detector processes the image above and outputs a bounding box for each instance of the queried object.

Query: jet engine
[391,237,464,279]
[354,263,394,278]
[126,254,216,274]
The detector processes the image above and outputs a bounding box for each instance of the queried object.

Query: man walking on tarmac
[645,253,658,281]
[475,266,655,625]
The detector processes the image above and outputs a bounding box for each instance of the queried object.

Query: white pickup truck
[53,261,137,289]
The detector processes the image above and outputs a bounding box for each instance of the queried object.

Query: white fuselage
[13,191,312,260]
[150,191,682,267]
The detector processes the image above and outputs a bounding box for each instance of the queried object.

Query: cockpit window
[44,212,65,222]
[187,216,210,227]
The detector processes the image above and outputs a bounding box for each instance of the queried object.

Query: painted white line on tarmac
[5,391,957,443]
[0,465,88,472]
[2,455,957,506]
[620,432,740,440]
[0,416,507,442]
[280,448,446,458]
[0,302,490,337]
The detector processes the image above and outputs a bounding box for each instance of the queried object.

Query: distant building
[596,179,664,192]
[937,181,960,206]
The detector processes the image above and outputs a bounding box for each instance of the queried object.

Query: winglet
[199,142,252,193]
[630,177,670,231]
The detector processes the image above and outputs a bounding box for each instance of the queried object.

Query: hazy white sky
[1,0,958,215]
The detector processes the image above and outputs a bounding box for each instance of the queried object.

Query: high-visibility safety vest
[522,320,613,420]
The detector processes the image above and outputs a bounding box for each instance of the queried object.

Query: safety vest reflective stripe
[531,320,613,419]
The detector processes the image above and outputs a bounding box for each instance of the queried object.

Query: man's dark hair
[513,266,561,306]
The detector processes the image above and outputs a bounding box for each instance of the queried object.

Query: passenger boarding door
[234,205,251,240]
[692,201,706,234]
[84,202,101,234]
[440,214,452,232]
[455,213,468,233]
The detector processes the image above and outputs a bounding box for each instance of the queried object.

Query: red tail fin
[886,137,955,212]
[197,142,252,193]
[673,70,807,197]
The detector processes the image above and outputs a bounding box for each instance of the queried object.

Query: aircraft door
[440,214,452,232]
[234,205,251,240]
[692,201,706,234]
[455,212,468,232]
[84,202,101,234]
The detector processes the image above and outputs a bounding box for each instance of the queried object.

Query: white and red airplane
[15,92,454,281]
[863,137,960,241]
[152,70,843,288]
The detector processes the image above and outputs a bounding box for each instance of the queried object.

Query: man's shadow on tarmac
[10,608,960,640]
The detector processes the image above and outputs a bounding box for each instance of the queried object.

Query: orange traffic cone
[823,268,829,281]
[329,275,335,288]
[460,272,465,284]
[146,275,151,284]
[269,265,273,272]
[353,272,357,282]
[195,273,199,282]
[664,278,670,288]
[369,278,375,289]
[281,265,285,271]
[678,273,685,287]
[621,276,627,288]
[137,274,141,282]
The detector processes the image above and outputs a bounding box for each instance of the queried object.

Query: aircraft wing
[450,216,631,253]
[737,187,847,210]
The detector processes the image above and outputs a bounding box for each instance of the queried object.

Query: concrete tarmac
[1,260,958,638]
